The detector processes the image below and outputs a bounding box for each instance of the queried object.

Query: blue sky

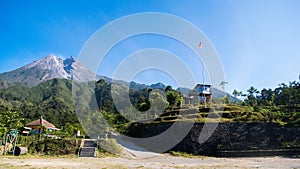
[1,0,300,93]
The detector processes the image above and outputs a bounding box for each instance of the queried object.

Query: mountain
[149,82,167,90]
[177,87,191,95]
[0,79,10,89]
[121,81,239,102]
[211,88,240,102]
[0,54,236,101]
[129,81,149,90]
[0,54,100,87]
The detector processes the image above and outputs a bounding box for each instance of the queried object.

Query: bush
[98,138,122,155]
[28,139,80,156]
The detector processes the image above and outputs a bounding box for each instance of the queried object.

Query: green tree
[166,90,182,108]
[137,100,150,112]
[245,86,259,106]
[165,85,172,92]
[149,90,168,117]
[232,89,239,98]
[223,95,230,104]
[239,91,247,100]
[0,110,24,136]
[63,122,85,137]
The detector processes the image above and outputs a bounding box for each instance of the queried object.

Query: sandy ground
[0,154,300,169]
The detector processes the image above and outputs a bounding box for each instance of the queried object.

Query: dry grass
[169,151,208,159]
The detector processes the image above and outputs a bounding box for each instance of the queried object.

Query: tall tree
[149,90,168,117]
[258,88,274,106]
[246,86,259,106]
[166,90,182,108]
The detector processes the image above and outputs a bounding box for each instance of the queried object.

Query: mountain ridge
[0,54,97,86]
[0,54,237,101]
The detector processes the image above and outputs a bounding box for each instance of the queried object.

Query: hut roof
[26,116,59,130]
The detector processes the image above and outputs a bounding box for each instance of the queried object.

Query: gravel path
[1,154,300,169]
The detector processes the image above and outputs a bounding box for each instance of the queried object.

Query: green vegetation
[98,138,122,155]
[231,81,300,126]
[0,110,24,136]
[26,138,122,156]
[27,139,80,156]
[0,79,83,137]
[169,151,207,158]
[0,78,299,137]
[0,77,299,156]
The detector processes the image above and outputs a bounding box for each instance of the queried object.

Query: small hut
[26,116,60,135]
[194,84,212,107]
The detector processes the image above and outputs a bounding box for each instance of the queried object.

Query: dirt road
[0,154,299,169]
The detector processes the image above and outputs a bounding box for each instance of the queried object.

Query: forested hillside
[0,79,80,136]
[0,78,299,138]
[231,81,300,126]
[0,78,183,136]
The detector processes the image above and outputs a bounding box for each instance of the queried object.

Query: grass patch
[98,138,122,155]
[97,150,119,158]
[0,164,18,169]
[169,151,208,158]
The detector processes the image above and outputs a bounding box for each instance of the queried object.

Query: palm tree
[247,86,259,106]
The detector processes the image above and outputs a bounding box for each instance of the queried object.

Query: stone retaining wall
[133,122,300,156]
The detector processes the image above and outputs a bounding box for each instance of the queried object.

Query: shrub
[28,139,80,156]
[98,138,122,155]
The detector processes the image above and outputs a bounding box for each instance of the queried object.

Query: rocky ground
[0,154,299,169]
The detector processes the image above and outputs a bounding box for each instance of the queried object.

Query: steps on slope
[79,139,98,157]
